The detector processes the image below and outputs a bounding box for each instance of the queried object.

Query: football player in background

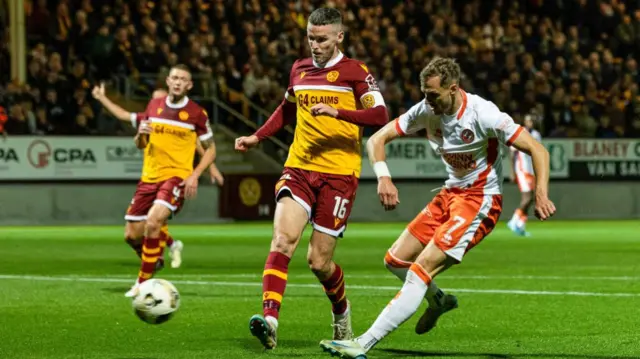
[235,7,389,350]
[319,57,556,358]
[93,64,218,296]
[133,88,224,268]
[507,114,543,236]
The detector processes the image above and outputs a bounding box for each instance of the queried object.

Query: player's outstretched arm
[310,103,388,126]
[235,99,296,152]
[367,121,402,211]
[181,137,217,199]
[196,139,224,185]
[511,131,556,220]
[91,83,134,122]
[508,147,517,182]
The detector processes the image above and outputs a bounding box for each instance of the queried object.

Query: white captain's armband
[360,91,386,109]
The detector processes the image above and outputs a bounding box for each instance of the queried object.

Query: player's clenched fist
[534,193,556,220]
[138,120,152,135]
[235,135,259,152]
[377,177,400,211]
[310,103,339,118]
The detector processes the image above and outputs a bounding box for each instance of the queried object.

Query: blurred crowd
[1,0,640,139]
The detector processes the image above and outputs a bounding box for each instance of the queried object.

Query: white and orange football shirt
[131,96,213,183]
[283,52,386,177]
[395,90,523,195]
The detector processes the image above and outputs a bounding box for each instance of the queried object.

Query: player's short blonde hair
[420,57,461,89]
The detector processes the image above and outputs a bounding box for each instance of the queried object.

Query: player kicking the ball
[319,57,556,358]
[235,8,388,350]
[507,114,542,237]
[93,65,218,296]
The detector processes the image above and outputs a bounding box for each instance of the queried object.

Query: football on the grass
[131,279,180,324]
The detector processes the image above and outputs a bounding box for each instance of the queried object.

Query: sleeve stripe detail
[394,118,406,136]
[284,90,296,103]
[130,113,137,128]
[199,132,213,141]
[506,126,524,146]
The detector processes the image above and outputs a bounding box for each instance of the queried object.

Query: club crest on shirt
[326,71,339,82]
[300,71,306,79]
[460,129,475,144]
[361,93,375,109]
[178,111,189,121]
[157,108,163,115]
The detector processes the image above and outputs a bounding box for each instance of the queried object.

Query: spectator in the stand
[596,115,618,138]
[4,0,640,138]
[90,25,114,81]
[50,1,72,61]
[71,10,92,61]
[0,105,8,135]
[6,104,30,135]
[26,0,50,42]
[45,88,67,133]
[70,113,94,135]
[34,105,55,135]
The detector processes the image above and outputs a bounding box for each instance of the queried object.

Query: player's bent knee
[145,217,164,237]
[307,254,332,275]
[415,241,454,278]
[124,222,145,241]
[270,232,299,257]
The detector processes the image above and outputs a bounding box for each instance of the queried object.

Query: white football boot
[332,300,353,340]
[249,314,278,349]
[169,240,184,268]
[124,282,140,298]
[320,339,367,359]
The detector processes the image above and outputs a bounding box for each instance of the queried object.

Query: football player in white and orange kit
[320,58,556,358]
[507,114,542,236]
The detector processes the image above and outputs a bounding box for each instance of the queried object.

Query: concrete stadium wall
[0,182,637,226]
[0,184,221,226]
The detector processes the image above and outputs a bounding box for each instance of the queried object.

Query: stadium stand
[1,0,639,138]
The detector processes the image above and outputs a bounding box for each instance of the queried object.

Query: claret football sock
[126,237,143,258]
[262,251,291,320]
[320,263,348,315]
[137,236,161,283]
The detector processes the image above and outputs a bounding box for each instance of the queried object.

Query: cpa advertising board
[0,137,143,180]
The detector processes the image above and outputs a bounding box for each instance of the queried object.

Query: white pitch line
[76,273,640,282]
[0,274,638,298]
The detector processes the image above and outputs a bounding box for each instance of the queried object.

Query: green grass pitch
[1,221,639,359]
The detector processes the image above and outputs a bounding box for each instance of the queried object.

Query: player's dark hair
[420,57,461,89]
[308,8,342,27]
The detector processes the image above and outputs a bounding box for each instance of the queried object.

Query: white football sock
[356,264,431,352]
[385,251,444,307]
[509,212,519,226]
